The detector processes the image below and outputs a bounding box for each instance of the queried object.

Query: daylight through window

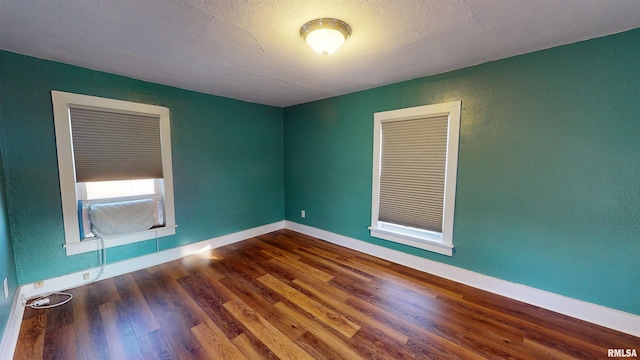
[52,90,176,256]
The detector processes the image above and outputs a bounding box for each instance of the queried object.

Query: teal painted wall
[0,129,18,342]
[283,29,640,315]
[0,27,638,329]
[0,51,284,284]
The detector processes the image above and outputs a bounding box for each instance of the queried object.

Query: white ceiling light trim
[300,18,351,55]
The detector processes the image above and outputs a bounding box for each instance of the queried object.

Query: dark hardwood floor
[14,229,639,359]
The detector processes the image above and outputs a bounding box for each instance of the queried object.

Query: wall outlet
[34,280,44,289]
[83,273,91,280]
[301,210,306,218]
[3,278,8,299]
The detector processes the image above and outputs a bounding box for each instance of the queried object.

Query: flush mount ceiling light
[300,18,351,55]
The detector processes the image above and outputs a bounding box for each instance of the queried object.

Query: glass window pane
[84,179,157,200]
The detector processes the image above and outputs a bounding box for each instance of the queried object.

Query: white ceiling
[1,0,639,107]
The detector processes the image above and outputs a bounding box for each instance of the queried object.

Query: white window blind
[69,107,163,182]
[378,115,448,232]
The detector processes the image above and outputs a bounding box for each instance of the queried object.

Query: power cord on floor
[28,292,73,309]
[28,237,107,310]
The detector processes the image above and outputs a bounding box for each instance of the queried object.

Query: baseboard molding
[284,221,640,337]
[21,221,285,301]
[5,217,637,358]
[2,221,285,357]
[0,287,26,360]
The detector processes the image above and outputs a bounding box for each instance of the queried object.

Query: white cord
[93,236,107,282]
[28,292,73,309]
[27,237,107,310]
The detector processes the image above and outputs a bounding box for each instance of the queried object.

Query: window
[82,179,157,200]
[52,91,176,256]
[370,101,461,256]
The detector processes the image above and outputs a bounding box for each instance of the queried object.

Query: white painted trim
[0,287,26,360]
[284,221,640,337]
[63,225,177,256]
[21,221,284,301]
[369,227,453,256]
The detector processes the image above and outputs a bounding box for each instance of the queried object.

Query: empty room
[0,1,639,359]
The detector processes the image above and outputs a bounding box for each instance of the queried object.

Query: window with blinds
[370,101,461,256]
[52,90,176,256]
[69,107,163,182]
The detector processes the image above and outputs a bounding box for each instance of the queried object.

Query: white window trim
[52,90,176,256]
[370,101,461,256]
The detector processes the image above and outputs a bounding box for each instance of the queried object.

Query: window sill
[63,225,177,256]
[369,227,453,256]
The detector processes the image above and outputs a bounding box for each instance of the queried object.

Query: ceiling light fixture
[300,18,351,55]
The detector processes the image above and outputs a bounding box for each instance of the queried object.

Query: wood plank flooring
[14,229,639,359]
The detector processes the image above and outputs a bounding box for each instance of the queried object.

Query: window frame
[370,101,461,256]
[52,90,176,256]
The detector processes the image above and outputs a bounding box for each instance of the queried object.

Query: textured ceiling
[1,0,639,107]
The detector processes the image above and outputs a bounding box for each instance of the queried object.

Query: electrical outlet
[3,278,8,299]
[34,280,44,289]
[83,273,91,280]
[301,210,306,218]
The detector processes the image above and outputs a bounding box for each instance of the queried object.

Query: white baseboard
[1,221,285,357]
[284,221,640,337]
[2,221,285,358]
[21,221,285,301]
[4,217,637,359]
[0,287,26,360]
